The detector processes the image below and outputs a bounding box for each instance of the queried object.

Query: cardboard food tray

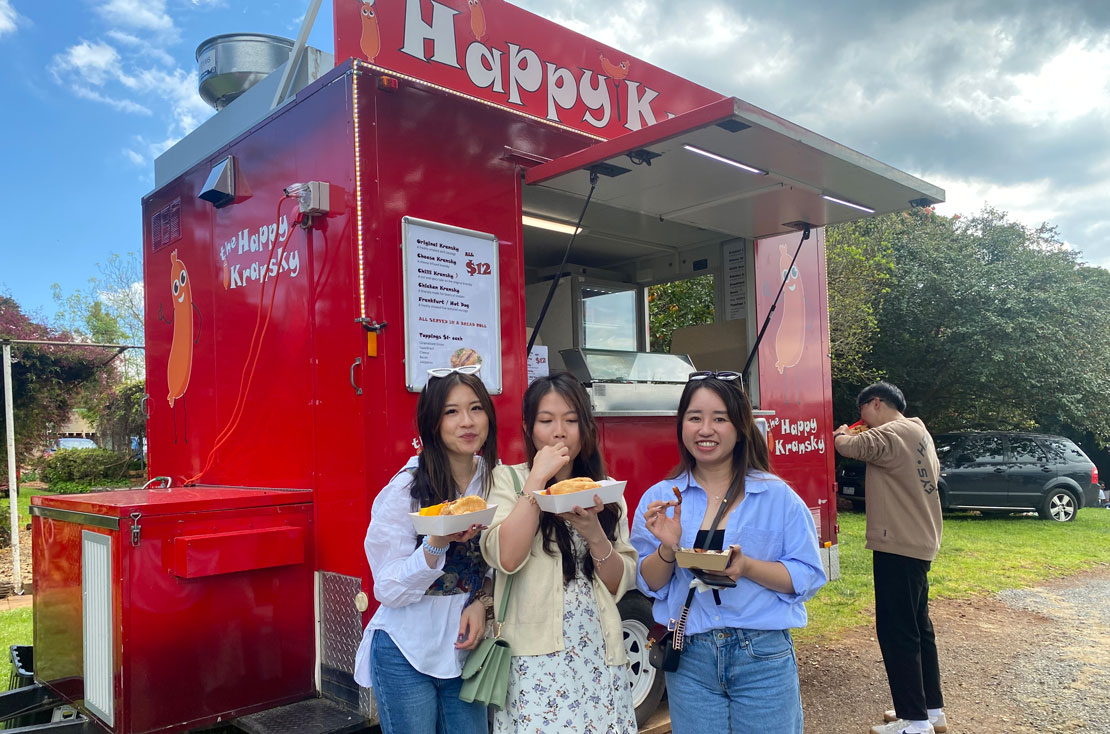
[533,480,627,514]
[675,548,732,571]
[409,505,497,536]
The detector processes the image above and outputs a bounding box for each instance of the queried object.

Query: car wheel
[1038,488,1078,522]
[618,592,665,726]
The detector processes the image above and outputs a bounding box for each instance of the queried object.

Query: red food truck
[13,2,944,733]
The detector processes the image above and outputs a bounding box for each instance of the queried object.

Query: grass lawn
[798,505,1110,643]
[0,488,52,531]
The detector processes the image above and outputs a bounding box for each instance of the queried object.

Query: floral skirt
[493,571,637,733]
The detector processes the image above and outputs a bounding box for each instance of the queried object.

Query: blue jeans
[666,628,803,734]
[369,631,488,734]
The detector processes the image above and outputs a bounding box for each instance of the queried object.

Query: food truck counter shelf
[561,349,692,415]
[30,485,311,519]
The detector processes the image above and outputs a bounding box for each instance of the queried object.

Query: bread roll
[442,495,487,515]
[547,477,601,495]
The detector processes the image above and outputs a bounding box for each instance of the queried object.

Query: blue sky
[3,0,1109,325]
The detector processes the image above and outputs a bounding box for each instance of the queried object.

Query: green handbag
[457,574,513,709]
[459,466,523,710]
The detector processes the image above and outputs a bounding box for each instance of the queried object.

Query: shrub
[38,449,129,488]
[47,479,131,494]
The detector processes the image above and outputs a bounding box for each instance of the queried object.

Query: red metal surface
[33,487,309,517]
[332,0,723,141]
[754,228,838,543]
[32,497,314,734]
[171,526,305,578]
[597,416,680,525]
[524,97,740,185]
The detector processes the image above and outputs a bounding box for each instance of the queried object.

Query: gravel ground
[799,568,1110,734]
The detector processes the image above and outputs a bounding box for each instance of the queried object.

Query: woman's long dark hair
[523,373,621,585]
[670,377,771,515]
[410,372,498,512]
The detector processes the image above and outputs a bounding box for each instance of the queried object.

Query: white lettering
[545,62,576,122]
[624,80,659,131]
[465,41,504,93]
[238,229,249,255]
[278,215,289,242]
[505,43,541,106]
[400,0,461,68]
[579,70,611,128]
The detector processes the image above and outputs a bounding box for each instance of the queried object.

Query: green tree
[0,296,107,483]
[830,206,1110,448]
[647,275,715,353]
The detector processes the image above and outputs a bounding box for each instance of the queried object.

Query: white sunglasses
[427,364,481,378]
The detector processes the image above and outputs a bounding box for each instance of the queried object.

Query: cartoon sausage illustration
[468,0,487,42]
[167,249,194,408]
[359,0,380,61]
[599,53,630,122]
[773,243,806,374]
[599,53,630,81]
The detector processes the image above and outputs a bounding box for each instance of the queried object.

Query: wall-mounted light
[821,194,875,214]
[682,145,767,176]
[522,215,582,235]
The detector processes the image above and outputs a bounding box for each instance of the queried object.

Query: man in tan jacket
[834,382,946,734]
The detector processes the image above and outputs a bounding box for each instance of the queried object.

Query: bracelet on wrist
[589,540,615,564]
[655,544,676,564]
[422,537,448,556]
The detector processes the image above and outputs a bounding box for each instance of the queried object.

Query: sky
[2,0,1109,324]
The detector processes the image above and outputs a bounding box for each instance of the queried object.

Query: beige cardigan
[479,463,638,664]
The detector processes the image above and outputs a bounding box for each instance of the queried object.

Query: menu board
[402,217,502,393]
[723,240,747,321]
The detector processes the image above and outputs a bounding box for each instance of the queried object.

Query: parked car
[836,431,1101,522]
[43,437,98,456]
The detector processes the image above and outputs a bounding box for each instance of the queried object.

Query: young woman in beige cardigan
[480,373,638,733]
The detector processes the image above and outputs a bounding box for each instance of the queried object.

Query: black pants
[873,550,943,721]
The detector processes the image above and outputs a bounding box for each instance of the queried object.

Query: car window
[1042,438,1088,464]
[1008,437,1047,463]
[934,435,960,462]
[960,435,1005,462]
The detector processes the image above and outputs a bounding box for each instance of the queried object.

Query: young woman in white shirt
[480,372,638,733]
[354,367,498,734]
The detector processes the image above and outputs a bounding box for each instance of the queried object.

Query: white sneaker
[870,720,934,734]
[882,710,947,733]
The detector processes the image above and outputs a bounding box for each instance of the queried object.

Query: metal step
[231,698,370,734]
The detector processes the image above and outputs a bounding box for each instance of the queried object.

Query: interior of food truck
[518,96,944,410]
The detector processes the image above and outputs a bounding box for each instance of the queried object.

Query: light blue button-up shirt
[631,471,826,635]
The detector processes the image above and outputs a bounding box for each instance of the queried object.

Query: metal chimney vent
[196,33,295,110]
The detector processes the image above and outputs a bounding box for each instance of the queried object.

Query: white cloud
[123,148,145,165]
[53,40,121,86]
[0,0,19,37]
[106,30,175,66]
[70,85,151,115]
[96,0,175,35]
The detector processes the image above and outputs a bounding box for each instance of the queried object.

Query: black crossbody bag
[647,482,737,671]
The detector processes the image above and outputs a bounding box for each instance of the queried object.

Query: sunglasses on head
[427,364,481,378]
[688,370,742,383]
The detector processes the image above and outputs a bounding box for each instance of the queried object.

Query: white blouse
[353,455,488,686]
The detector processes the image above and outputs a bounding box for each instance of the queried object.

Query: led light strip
[352,66,366,319]
[821,194,875,214]
[354,60,607,142]
[683,144,767,175]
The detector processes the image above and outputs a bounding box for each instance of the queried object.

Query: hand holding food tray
[532,479,627,514]
[409,496,498,536]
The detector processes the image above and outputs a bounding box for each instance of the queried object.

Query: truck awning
[525,97,944,241]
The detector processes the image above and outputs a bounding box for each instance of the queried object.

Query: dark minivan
[837,431,1101,522]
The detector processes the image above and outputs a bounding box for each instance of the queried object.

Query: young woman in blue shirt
[631,372,826,734]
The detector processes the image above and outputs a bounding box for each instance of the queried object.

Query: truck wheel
[618,592,665,726]
[1039,488,1077,522]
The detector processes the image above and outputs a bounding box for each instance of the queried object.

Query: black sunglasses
[688,370,742,383]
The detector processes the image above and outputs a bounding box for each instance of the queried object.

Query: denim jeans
[369,630,488,734]
[666,627,803,734]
